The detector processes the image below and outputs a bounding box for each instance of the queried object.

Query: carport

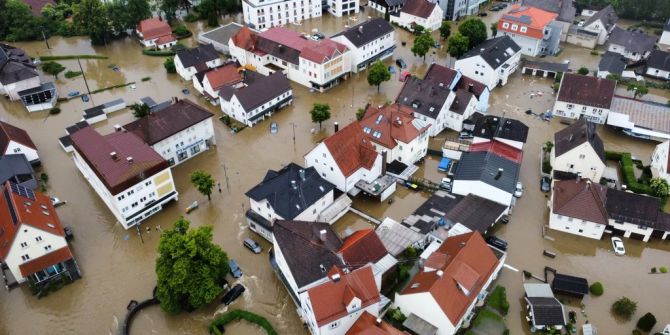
[522,60,570,79]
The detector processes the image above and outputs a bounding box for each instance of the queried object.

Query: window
[329,321,340,329]
[502,22,509,29]
[35,236,43,242]
[520,26,527,33]
[44,245,52,251]
[20,242,28,248]
[178,151,188,162]
[511,24,518,31]
[13,148,21,153]
[21,254,30,261]
[579,154,585,159]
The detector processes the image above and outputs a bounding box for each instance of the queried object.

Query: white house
[242,0,322,31]
[390,0,442,32]
[524,283,567,331]
[645,50,670,81]
[328,0,359,17]
[455,36,522,90]
[122,99,215,166]
[0,181,80,287]
[70,127,178,229]
[551,119,606,182]
[17,82,58,113]
[652,141,670,183]
[395,232,505,335]
[553,73,616,124]
[605,188,669,242]
[597,51,626,79]
[607,26,657,62]
[0,121,40,166]
[192,63,243,103]
[580,5,618,45]
[549,179,609,239]
[439,0,487,21]
[496,5,562,57]
[219,71,293,127]
[522,0,576,42]
[229,26,352,92]
[396,70,455,136]
[136,18,177,50]
[659,20,670,51]
[174,44,222,81]
[0,44,41,101]
[332,18,395,73]
[368,0,404,15]
[472,116,529,150]
[607,95,670,142]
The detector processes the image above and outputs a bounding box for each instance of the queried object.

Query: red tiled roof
[423,64,459,86]
[22,0,55,16]
[19,246,73,276]
[70,127,169,195]
[301,40,348,64]
[323,122,379,178]
[360,104,427,149]
[347,311,408,335]
[0,181,65,260]
[308,265,380,327]
[205,63,243,91]
[401,0,437,19]
[156,34,177,45]
[469,140,524,163]
[233,27,257,50]
[137,18,173,41]
[340,229,389,268]
[552,179,609,225]
[557,73,617,109]
[498,5,558,39]
[399,233,500,325]
[0,121,37,153]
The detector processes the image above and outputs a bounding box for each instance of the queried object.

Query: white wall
[551,144,606,181]
[608,43,649,62]
[332,31,395,73]
[371,130,429,165]
[646,67,670,80]
[221,89,293,127]
[394,292,455,335]
[659,31,670,51]
[152,117,215,166]
[301,289,380,335]
[0,76,41,101]
[391,6,443,32]
[651,141,670,182]
[552,100,610,124]
[305,143,348,191]
[176,56,222,81]
[582,19,609,45]
[609,219,653,242]
[5,225,68,283]
[242,0,322,31]
[496,31,541,57]
[4,141,39,164]
[328,0,359,17]
[455,52,521,90]
[549,212,605,239]
[452,180,513,207]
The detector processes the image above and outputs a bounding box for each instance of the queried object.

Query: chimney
[375,318,382,326]
[110,152,118,160]
[495,168,503,180]
[331,273,341,282]
[291,180,297,189]
[468,83,474,93]
[334,122,339,133]
[113,124,122,132]
[381,150,388,175]
[299,169,306,181]
[319,229,327,242]
[436,270,444,278]
[127,156,134,164]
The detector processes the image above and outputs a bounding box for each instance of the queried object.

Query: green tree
[612,297,637,319]
[42,61,65,79]
[627,83,649,98]
[164,57,176,73]
[0,0,42,41]
[356,108,366,121]
[490,22,497,36]
[74,0,112,45]
[650,177,670,199]
[458,18,487,49]
[160,0,181,23]
[411,31,434,61]
[636,312,656,332]
[447,32,469,58]
[589,282,604,296]
[156,218,229,314]
[127,0,152,28]
[190,170,215,201]
[411,24,425,35]
[439,21,451,41]
[105,0,130,34]
[310,103,331,130]
[367,60,391,92]
[129,102,150,118]
[577,67,589,75]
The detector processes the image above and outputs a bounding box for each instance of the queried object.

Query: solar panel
[10,182,35,201]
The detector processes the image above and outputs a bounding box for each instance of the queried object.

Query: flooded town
[2,0,670,334]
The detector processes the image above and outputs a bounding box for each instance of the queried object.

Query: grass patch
[64,71,82,79]
[219,115,247,133]
[472,308,503,327]
[39,54,107,61]
[209,309,277,335]
[487,286,510,315]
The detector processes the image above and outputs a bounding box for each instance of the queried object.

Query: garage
[628,232,646,241]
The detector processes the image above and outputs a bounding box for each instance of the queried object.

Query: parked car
[490,5,502,11]
[243,238,262,254]
[540,177,551,192]
[228,259,242,278]
[486,236,508,251]
[459,130,474,139]
[396,58,407,68]
[498,215,510,224]
[478,12,488,16]
[221,284,246,305]
[611,237,626,256]
[389,65,396,74]
[514,181,524,198]
[439,177,452,191]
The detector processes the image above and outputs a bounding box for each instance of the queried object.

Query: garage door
[629,232,645,241]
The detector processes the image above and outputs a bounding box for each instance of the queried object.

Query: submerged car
[243,238,262,254]
[611,237,626,256]
[541,176,551,192]
[222,284,245,305]
[395,58,407,69]
[486,236,508,251]
[228,259,242,278]
[514,181,524,198]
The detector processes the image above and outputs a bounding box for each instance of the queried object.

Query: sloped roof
[584,5,617,30]
[554,118,605,163]
[525,297,566,327]
[598,51,626,74]
[333,18,394,48]
[222,71,291,112]
[473,115,529,143]
[460,36,521,70]
[423,64,459,86]
[176,44,219,69]
[397,76,451,120]
[254,27,348,65]
[322,122,379,178]
[204,63,243,90]
[449,89,474,115]
[605,188,661,228]
[552,179,608,225]
[469,140,524,164]
[0,120,37,153]
[647,50,670,72]
[0,154,36,189]
[608,26,657,54]
[453,151,520,193]
[454,74,488,99]
[401,0,437,18]
[0,44,38,86]
[557,73,616,108]
[19,246,73,276]
[232,26,258,51]
[246,163,335,220]
[200,22,245,46]
[521,0,576,22]
[340,229,389,268]
[301,39,348,64]
[500,5,558,39]
[347,311,407,335]
[360,104,428,149]
[403,192,463,235]
[444,195,507,234]
[137,18,173,41]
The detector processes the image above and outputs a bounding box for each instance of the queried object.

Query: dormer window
[520,26,527,33]
[511,24,518,31]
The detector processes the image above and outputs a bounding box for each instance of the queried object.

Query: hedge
[209,309,278,335]
[606,151,654,195]
[39,54,108,61]
[142,49,176,56]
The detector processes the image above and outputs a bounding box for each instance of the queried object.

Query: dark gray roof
[332,18,394,48]
[607,26,657,54]
[473,115,529,143]
[396,76,451,120]
[220,71,291,112]
[370,0,405,8]
[256,36,302,65]
[453,151,520,193]
[584,5,618,30]
[402,192,463,234]
[0,44,38,85]
[552,273,588,297]
[521,0,576,22]
[175,44,219,69]
[523,60,570,73]
[273,220,344,288]
[598,51,626,74]
[246,163,335,220]
[200,22,244,45]
[449,89,474,115]
[526,297,566,326]
[647,50,670,72]
[554,119,605,163]
[444,194,507,233]
[606,188,661,228]
[460,36,521,70]
[0,154,37,190]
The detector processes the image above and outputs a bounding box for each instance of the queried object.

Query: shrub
[503,330,510,335]
[184,13,199,22]
[388,307,407,323]
[590,50,599,55]
[141,77,151,82]
[632,330,642,335]
[606,150,623,160]
[637,312,657,332]
[661,266,668,273]
[143,49,176,56]
[64,71,82,79]
[554,72,563,83]
[49,107,61,115]
[164,57,176,73]
[589,282,604,296]
[651,267,657,273]
[542,160,552,174]
[39,54,107,61]
[172,25,191,38]
[612,297,637,318]
[578,67,590,75]
[487,286,510,315]
[210,309,278,335]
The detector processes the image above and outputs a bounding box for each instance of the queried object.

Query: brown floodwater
[1,7,670,335]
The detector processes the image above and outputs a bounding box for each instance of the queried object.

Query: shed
[552,273,588,298]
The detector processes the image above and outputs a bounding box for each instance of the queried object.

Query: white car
[611,237,626,256]
[514,181,523,198]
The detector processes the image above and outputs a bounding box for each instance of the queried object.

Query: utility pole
[77,57,94,105]
[290,122,296,152]
[40,27,50,50]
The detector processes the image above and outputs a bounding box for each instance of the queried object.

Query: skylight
[375,115,383,124]
[363,126,372,134]
[373,131,382,138]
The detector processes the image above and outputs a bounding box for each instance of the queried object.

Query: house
[496,5,562,57]
[652,141,670,183]
[390,0,443,32]
[0,120,40,166]
[359,103,430,166]
[452,140,522,208]
[192,62,243,103]
[121,99,215,166]
[242,0,322,31]
[245,163,345,241]
[332,18,395,73]
[0,44,41,101]
[553,73,617,124]
[659,19,670,51]
[219,71,293,127]
[521,0,576,41]
[69,127,178,229]
[174,44,222,81]
[605,187,665,242]
[472,115,529,150]
[523,283,567,331]
[346,311,406,334]
[198,22,246,54]
[22,0,55,16]
[18,82,58,112]
[304,122,396,200]
[396,71,456,136]
[376,217,427,256]
[439,0,487,21]
[607,95,670,142]
[0,154,37,190]
[607,26,657,62]
[455,36,522,90]
[328,0,359,17]
[0,181,80,288]
[551,119,606,182]
[394,232,505,335]
[229,27,351,92]
[549,178,609,239]
[136,18,177,50]
[339,229,397,288]
[368,0,404,15]
[645,50,670,81]
[597,51,626,79]
[580,5,618,45]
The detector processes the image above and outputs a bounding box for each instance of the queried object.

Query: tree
[164,57,176,73]
[127,0,151,28]
[612,297,637,318]
[129,102,150,118]
[42,61,65,79]
[412,31,434,61]
[74,0,112,45]
[627,83,649,98]
[156,218,229,314]
[190,170,214,201]
[447,33,469,58]
[160,0,181,23]
[0,0,43,41]
[367,60,391,92]
[310,103,331,130]
[589,282,604,296]
[650,177,670,199]
[356,108,366,121]
[439,21,451,40]
[411,24,425,35]
[636,312,657,332]
[105,0,130,34]
[577,67,589,75]
[490,22,497,36]
[458,18,487,49]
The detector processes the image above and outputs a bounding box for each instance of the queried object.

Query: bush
[590,50,599,55]
[49,107,61,115]
[143,49,176,56]
[542,160,552,174]
[607,151,655,195]
[184,13,199,22]
[612,297,637,318]
[651,267,657,273]
[388,307,407,323]
[210,309,278,335]
[64,71,82,78]
[141,76,151,82]
[578,67,590,75]
[632,330,642,335]
[172,25,191,38]
[661,266,668,273]
[164,57,176,73]
[637,312,657,332]
[589,282,604,296]
[487,286,510,315]
[605,150,623,160]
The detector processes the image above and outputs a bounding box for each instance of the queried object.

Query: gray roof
[609,96,670,134]
[220,71,291,112]
[523,60,570,73]
[606,188,661,229]
[473,115,529,143]
[607,26,657,54]
[402,191,463,234]
[665,19,670,32]
[524,283,554,298]
[199,22,244,45]
[375,218,424,256]
[453,151,520,193]
[0,154,37,190]
[554,119,605,163]
[460,36,521,70]
[584,5,618,30]
[397,76,451,120]
[521,0,576,21]
[444,194,507,233]
[332,18,394,48]
[526,297,566,327]
[0,44,38,85]
[370,0,405,8]
[403,313,438,335]
[175,44,219,69]
[598,51,626,74]
[246,163,335,220]
[647,50,670,72]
